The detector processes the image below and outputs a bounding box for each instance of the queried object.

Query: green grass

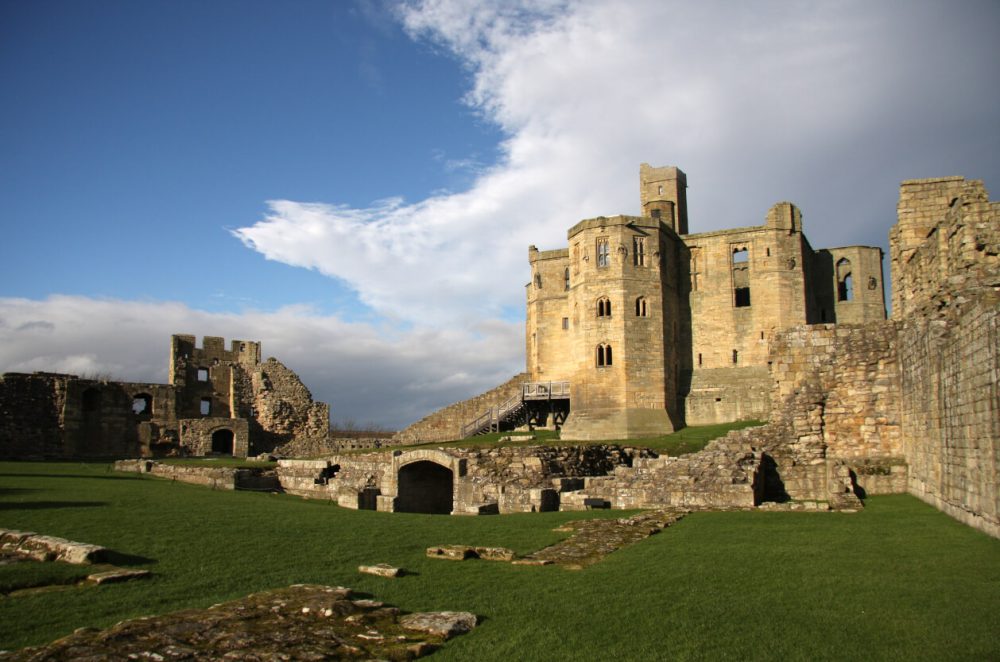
[0,462,997,660]
[385,420,763,455]
[0,560,96,594]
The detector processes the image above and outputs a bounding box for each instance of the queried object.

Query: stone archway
[211,428,234,455]
[395,461,454,514]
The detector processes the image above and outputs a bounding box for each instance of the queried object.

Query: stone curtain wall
[392,373,528,444]
[0,373,68,459]
[891,176,1000,537]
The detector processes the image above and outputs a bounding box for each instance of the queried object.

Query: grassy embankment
[0,459,997,660]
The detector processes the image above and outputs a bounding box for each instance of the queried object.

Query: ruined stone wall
[392,373,528,444]
[0,373,68,459]
[178,417,249,457]
[891,176,999,537]
[681,367,770,426]
[169,335,261,420]
[234,358,330,453]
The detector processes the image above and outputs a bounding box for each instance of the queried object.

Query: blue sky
[2,0,500,314]
[2,0,998,428]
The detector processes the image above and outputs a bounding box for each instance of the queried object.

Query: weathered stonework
[0,335,330,459]
[506,164,886,441]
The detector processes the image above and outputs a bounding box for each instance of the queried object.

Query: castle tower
[640,164,688,235]
[555,214,684,440]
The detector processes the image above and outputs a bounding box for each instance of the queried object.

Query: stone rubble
[0,584,476,661]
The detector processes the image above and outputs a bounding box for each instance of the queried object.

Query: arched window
[564,267,570,290]
[635,296,648,317]
[836,258,853,301]
[132,393,153,416]
[597,297,612,318]
[596,344,613,367]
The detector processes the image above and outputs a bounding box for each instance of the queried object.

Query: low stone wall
[114,460,280,492]
[0,529,109,564]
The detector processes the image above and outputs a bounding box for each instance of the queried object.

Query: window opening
[562,317,569,330]
[596,344,613,367]
[733,247,748,263]
[200,398,211,416]
[564,267,570,290]
[597,297,612,318]
[735,288,751,307]
[836,258,853,301]
[635,296,647,317]
[197,368,209,382]
[732,350,738,364]
[534,273,542,289]
[698,353,703,367]
[132,394,153,416]
[633,237,646,266]
[597,238,610,268]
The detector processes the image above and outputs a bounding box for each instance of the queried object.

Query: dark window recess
[735,287,751,307]
[732,350,739,364]
[132,394,153,416]
[200,398,211,416]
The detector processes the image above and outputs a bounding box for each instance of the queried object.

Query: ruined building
[397,164,887,442]
[283,170,998,538]
[0,335,330,459]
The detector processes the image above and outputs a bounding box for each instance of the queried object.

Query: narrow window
[200,398,211,416]
[633,237,646,266]
[698,353,703,367]
[597,297,612,318]
[760,331,765,340]
[564,267,570,290]
[197,368,209,382]
[597,238,610,268]
[534,273,542,289]
[657,185,663,195]
[562,317,569,330]
[836,258,853,301]
[766,247,771,257]
[605,345,612,366]
[596,344,613,367]
[635,296,647,317]
[735,288,751,307]
[732,350,738,364]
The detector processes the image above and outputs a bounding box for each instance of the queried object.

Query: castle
[526,164,886,439]
[0,335,330,459]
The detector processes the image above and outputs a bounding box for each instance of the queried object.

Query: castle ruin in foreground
[0,335,330,458]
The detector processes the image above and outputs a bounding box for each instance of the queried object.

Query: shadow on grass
[0,473,142,481]
[0,488,42,496]
[0,501,109,511]
[102,550,157,567]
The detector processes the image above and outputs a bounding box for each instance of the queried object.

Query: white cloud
[235,0,1000,329]
[0,296,522,430]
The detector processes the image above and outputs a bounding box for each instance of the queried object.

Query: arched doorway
[211,429,234,455]
[396,461,454,514]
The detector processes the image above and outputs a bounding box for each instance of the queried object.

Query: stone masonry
[0,335,330,459]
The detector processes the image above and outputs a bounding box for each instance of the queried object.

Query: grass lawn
[0,461,997,660]
[388,420,764,455]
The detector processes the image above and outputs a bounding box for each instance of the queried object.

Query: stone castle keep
[2,164,997,538]
[526,164,886,440]
[0,335,330,459]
